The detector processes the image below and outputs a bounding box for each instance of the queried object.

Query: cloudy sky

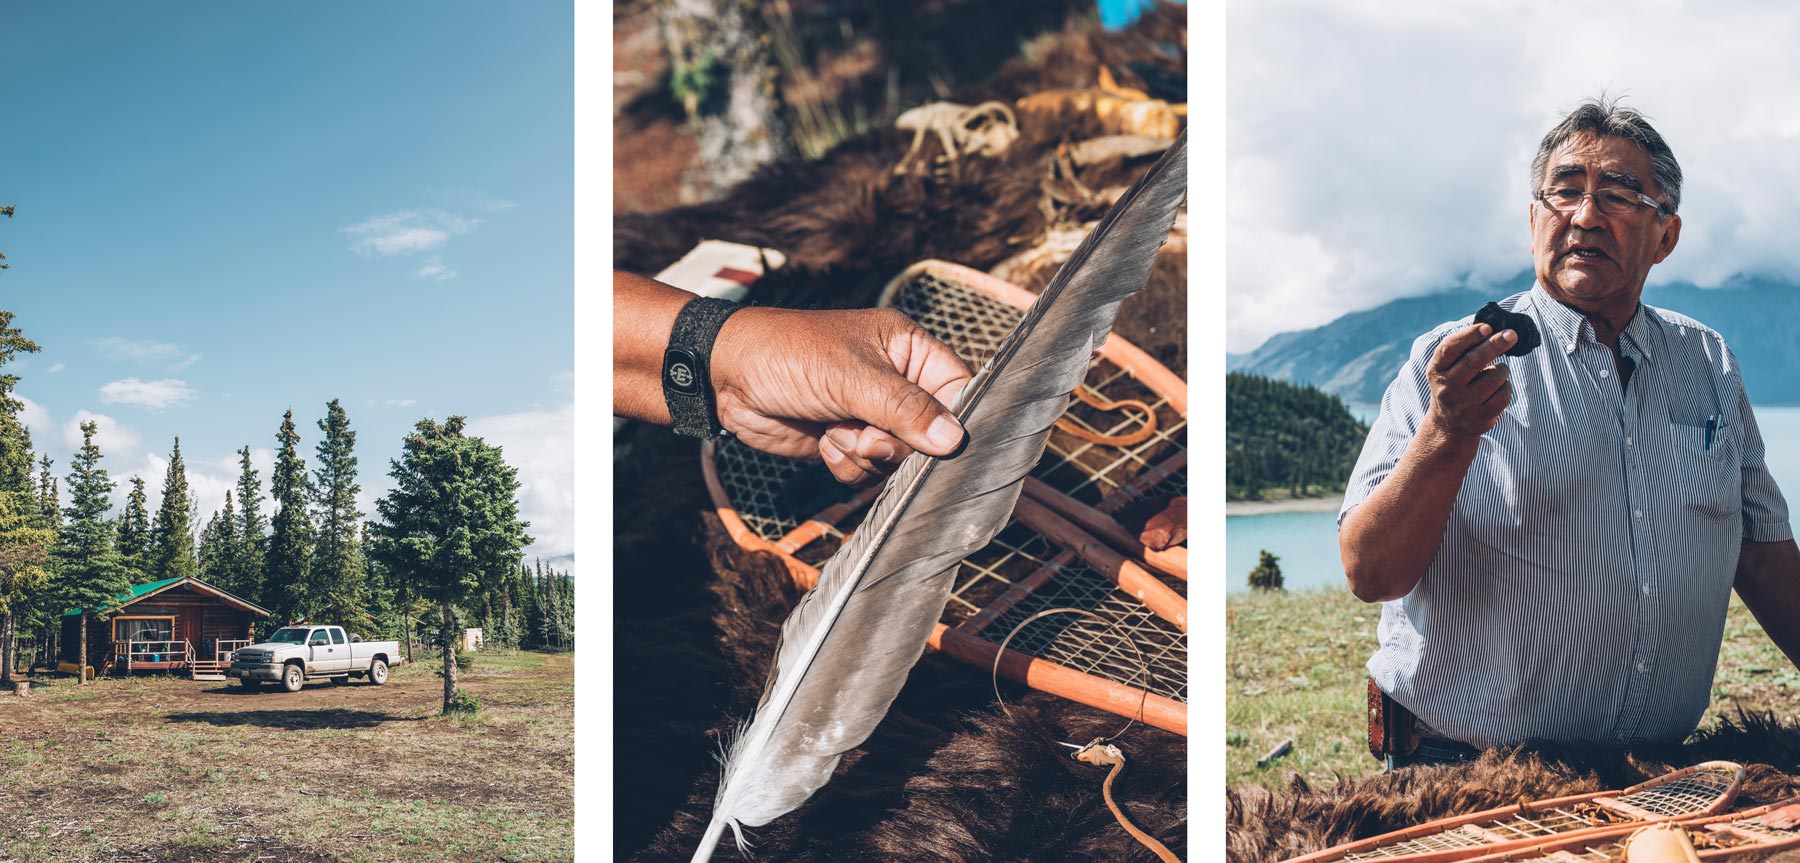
[1228,0,1800,353]
[1,4,573,566]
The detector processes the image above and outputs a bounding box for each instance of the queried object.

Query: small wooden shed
[62,576,271,679]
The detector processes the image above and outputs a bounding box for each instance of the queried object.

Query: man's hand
[1340,322,1518,602]
[1425,323,1518,439]
[710,306,973,485]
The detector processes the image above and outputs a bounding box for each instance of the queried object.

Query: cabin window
[330,628,345,645]
[115,618,172,643]
[308,630,330,646]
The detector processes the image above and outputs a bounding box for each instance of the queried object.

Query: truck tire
[368,658,389,686]
[237,678,262,692]
[282,663,305,693]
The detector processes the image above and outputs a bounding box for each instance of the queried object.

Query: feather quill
[692,129,1188,861]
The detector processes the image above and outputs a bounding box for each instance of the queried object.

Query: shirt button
[1599,369,1611,379]
[1642,584,1652,596]
[1633,509,1644,520]
[1626,436,1634,446]
[1636,661,1648,674]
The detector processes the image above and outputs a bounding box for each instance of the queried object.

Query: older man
[1339,98,1800,765]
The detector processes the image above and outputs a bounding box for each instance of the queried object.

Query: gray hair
[1531,96,1683,215]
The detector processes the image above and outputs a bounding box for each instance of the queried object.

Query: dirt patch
[162,708,422,730]
[0,652,572,861]
[109,839,345,863]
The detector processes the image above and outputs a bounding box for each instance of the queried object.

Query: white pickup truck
[227,625,402,692]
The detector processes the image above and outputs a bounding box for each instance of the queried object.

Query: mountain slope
[1234,274,1800,405]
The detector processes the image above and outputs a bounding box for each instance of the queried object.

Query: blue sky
[0,4,573,565]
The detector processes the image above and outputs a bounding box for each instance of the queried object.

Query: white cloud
[415,257,457,281]
[91,337,202,370]
[99,378,196,410]
[47,363,64,373]
[13,394,50,443]
[467,403,573,565]
[1229,1,1800,352]
[382,398,420,408]
[431,189,518,212]
[341,208,481,257]
[61,410,142,456]
[111,446,278,532]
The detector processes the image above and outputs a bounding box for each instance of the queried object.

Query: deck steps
[189,660,226,681]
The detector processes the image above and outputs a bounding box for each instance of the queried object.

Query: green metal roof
[63,577,189,616]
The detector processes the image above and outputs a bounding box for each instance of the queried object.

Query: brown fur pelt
[613,3,1188,370]
[618,503,1186,862]
[613,8,1188,859]
[612,353,1189,861]
[1226,714,1800,863]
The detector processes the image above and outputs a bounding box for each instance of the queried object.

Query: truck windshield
[267,629,311,644]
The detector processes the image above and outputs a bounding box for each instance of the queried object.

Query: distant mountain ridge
[1232,274,1800,405]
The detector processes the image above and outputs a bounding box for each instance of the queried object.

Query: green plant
[670,49,720,115]
[143,792,167,804]
[1248,549,1285,591]
[447,687,481,715]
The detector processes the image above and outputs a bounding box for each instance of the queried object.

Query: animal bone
[893,101,1019,176]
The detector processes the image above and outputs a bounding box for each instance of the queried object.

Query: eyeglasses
[1536,186,1669,218]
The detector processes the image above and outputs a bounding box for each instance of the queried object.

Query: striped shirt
[1341,282,1792,748]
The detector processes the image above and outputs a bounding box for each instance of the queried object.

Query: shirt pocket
[1669,421,1740,522]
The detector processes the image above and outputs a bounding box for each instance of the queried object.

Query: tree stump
[12,680,29,698]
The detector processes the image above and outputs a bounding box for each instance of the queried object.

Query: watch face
[663,348,703,395]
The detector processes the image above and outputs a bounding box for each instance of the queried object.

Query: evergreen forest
[1226,372,1368,501]
[0,299,573,684]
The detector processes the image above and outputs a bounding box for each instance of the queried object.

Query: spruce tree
[559,567,575,649]
[197,493,239,592]
[55,421,127,685]
[0,493,53,685]
[148,438,198,581]
[0,309,45,684]
[265,410,314,624]
[312,399,365,626]
[515,562,539,650]
[359,522,397,642]
[233,446,267,606]
[216,491,239,591]
[36,455,57,521]
[115,476,150,584]
[372,416,530,714]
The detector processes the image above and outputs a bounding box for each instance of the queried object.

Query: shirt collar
[1527,281,1654,363]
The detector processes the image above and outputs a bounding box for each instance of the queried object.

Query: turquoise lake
[1225,404,1800,593]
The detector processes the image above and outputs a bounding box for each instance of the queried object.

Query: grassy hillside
[1228,588,1800,790]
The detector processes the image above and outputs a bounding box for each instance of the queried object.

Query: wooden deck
[109,639,248,680]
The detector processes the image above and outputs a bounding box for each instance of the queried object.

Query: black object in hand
[1475,302,1542,357]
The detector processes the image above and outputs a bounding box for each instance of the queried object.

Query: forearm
[1734,538,1800,672]
[1340,416,1482,602]
[612,270,696,425]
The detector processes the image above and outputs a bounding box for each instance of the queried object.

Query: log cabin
[61,576,270,680]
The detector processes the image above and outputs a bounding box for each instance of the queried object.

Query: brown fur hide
[613,7,1188,860]
[1227,716,1800,863]
[613,3,1189,372]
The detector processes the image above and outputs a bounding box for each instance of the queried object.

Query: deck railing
[215,639,251,664]
[113,639,194,672]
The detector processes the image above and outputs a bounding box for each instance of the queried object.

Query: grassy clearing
[0,650,573,862]
[1228,588,1800,790]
